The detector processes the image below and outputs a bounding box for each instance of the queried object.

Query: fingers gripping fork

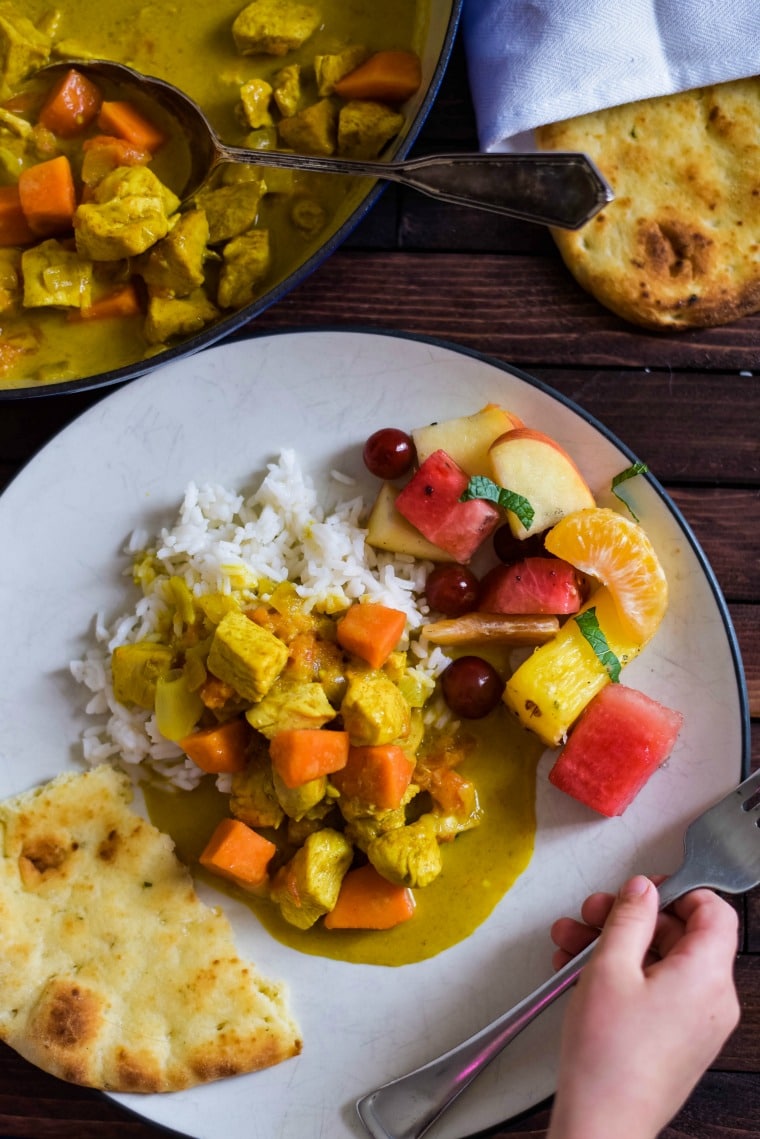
[356,769,760,1139]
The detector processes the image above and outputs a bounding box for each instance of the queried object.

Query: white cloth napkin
[462,0,760,151]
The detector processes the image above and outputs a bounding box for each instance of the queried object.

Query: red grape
[363,428,416,480]
[440,656,503,718]
[425,564,480,616]
[492,524,547,565]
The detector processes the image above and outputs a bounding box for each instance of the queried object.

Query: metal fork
[356,768,760,1139]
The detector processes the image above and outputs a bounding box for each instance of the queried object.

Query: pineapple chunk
[503,588,642,746]
[365,482,455,562]
[412,404,521,477]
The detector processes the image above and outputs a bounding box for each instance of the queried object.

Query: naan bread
[0,765,301,1092]
[536,77,760,329]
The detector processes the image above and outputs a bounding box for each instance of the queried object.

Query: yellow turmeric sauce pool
[145,708,542,967]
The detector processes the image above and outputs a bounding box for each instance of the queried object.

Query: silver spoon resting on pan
[41,59,613,229]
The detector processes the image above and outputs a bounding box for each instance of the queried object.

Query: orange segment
[544,507,668,642]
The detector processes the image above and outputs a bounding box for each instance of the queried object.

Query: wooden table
[0,30,758,1139]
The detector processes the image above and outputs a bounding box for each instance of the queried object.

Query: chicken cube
[287,813,333,845]
[230,751,285,829]
[137,209,209,297]
[239,77,274,129]
[339,789,413,853]
[207,609,288,702]
[217,229,271,309]
[278,98,338,156]
[144,287,219,345]
[74,166,180,260]
[193,180,264,244]
[272,64,301,117]
[232,0,320,57]
[368,816,442,888]
[340,670,410,747]
[314,46,368,96]
[245,679,335,739]
[21,240,93,309]
[270,828,353,929]
[0,10,51,93]
[338,100,404,160]
[272,768,328,821]
[426,774,484,840]
[111,642,174,708]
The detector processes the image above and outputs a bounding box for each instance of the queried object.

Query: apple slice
[412,404,522,477]
[394,449,500,563]
[365,482,455,562]
[488,428,595,538]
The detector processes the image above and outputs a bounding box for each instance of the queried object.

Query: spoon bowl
[41,59,613,228]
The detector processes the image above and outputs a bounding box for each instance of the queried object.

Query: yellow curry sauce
[145,708,542,968]
[1,1,427,389]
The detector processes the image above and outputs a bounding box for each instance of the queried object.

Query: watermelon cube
[394,449,500,563]
[548,684,684,817]
[478,557,584,615]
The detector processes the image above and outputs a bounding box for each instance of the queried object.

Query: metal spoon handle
[217,146,613,229]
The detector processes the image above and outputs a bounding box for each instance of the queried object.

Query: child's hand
[546,876,740,1139]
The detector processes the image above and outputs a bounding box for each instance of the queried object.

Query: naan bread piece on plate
[0,764,301,1092]
[536,76,760,330]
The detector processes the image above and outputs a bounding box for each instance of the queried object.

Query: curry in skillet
[0,1,425,390]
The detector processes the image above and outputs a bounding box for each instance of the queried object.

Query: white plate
[0,330,748,1139]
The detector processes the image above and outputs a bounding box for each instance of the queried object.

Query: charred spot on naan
[536,76,760,329]
[26,978,104,1083]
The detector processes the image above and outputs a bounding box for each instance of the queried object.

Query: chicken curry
[0,0,427,390]
[147,714,541,968]
[114,574,541,968]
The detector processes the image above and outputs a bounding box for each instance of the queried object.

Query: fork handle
[356,875,698,1139]
[356,938,595,1139]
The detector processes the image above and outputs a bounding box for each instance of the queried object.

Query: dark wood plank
[524,370,759,487]
[2,352,758,488]
[0,1040,183,1137]
[249,249,760,371]
[664,489,759,603]
[718,956,760,1069]
[485,1072,760,1138]
[729,605,759,718]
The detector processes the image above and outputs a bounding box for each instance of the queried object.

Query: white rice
[70,450,452,790]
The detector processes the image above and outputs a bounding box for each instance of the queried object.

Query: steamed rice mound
[70,450,451,788]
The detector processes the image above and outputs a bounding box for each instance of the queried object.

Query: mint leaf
[575,607,621,682]
[611,462,648,522]
[460,475,534,530]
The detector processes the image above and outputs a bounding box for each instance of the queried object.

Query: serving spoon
[41,60,613,229]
